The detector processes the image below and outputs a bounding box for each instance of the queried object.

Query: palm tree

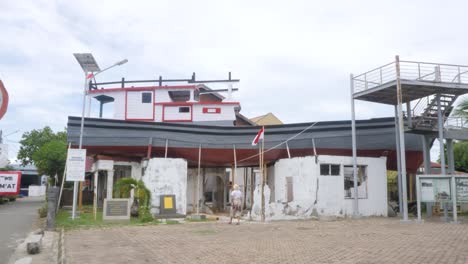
[453,97,468,120]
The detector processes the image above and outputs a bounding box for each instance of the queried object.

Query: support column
[395,106,403,215]
[233,145,237,184]
[395,55,409,221]
[350,74,359,217]
[106,169,114,199]
[447,139,454,174]
[99,102,103,118]
[406,102,412,128]
[93,170,98,220]
[164,139,169,158]
[196,144,201,215]
[421,135,431,174]
[437,94,446,175]
[286,142,291,159]
[447,139,458,223]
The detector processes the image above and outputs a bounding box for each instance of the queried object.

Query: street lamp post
[72,53,128,220]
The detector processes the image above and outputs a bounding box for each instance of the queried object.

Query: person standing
[229,184,242,225]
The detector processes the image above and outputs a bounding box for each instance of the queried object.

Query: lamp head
[115,59,128,66]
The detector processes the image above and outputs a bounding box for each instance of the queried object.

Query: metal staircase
[411,94,459,131]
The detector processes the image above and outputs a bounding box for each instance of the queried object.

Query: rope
[238,122,318,163]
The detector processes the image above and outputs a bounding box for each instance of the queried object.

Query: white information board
[0,172,21,195]
[66,149,87,182]
[420,178,451,202]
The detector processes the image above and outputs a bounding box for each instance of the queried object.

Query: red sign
[0,171,21,195]
[202,107,221,114]
[0,80,9,120]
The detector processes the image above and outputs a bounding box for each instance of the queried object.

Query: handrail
[352,61,395,79]
[352,59,468,93]
[400,60,468,68]
[451,70,468,82]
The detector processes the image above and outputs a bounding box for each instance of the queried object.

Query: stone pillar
[106,169,114,199]
[46,186,60,230]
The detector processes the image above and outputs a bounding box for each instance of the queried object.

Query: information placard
[420,178,451,202]
[456,178,468,202]
[0,171,21,195]
[103,198,131,221]
[66,149,86,182]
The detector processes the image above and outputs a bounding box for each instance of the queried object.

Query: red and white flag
[251,127,264,146]
[86,73,94,79]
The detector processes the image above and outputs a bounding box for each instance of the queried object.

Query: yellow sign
[164,196,173,209]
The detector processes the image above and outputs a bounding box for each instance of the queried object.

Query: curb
[57,228,66,264]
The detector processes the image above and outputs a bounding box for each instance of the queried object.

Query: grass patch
[56,206,160,230]
[165,219,181,225]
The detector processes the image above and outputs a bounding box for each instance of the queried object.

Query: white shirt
[231,190,242,200]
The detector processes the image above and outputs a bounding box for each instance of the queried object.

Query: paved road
[0,196,44,263]
[66,217,468,264]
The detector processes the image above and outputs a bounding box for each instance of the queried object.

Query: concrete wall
[141,158,187,215]
[251,155,387,220]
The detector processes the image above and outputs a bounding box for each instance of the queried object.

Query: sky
[1,0,467,162]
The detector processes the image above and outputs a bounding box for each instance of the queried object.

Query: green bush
[138,207,154,223]
[38,203,48,218]
[114,178,152,221]
[0,197,5,204]
[7,195,17,202]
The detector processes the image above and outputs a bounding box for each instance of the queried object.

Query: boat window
[179,107,190,113]
[142,92,152,103]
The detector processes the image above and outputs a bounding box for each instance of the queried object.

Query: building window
[142,92,152,103]
[179,107,190,113]
[343,165,368,199]
[320,164,340,176]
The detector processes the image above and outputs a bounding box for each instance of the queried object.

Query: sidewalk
[64,217,468,264]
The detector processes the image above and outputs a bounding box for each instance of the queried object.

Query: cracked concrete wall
[142,158,187,215]
[252,155,387,220]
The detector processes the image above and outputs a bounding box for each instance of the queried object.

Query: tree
[32,140,67,183]
[453,98,468,121]
[453,141,468,173]
[17,127,66,166]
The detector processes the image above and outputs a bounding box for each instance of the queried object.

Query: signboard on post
[420,178,451,202]
[0,171,21,195]
[456,178,468,202]
[66,149,86,182]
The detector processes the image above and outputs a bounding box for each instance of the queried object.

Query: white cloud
[1,0,466,160]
